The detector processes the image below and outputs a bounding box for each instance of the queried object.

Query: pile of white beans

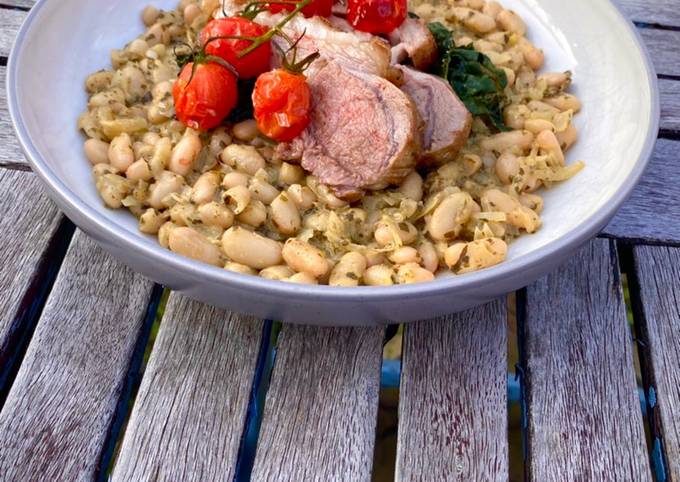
[79,0,583,286]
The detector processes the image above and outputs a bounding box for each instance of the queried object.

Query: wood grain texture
[111,295,263,482]
[0,231,155,481]
[521,239,652,482]
[603,139,680,245]
[0,8,25,58]
[639,28,680,77]
[0,170,62,387]
[0,66,29,169]
[396,300,508,482]
[0,66,28,169]
[251,325,384,482]
[631,245,680,481]
[615,0,680,25]
[660,78,680,132]
[2,1,33,8]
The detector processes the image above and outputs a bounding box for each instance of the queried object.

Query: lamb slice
[395,65,471,166]
[388,18,438,71]
[276,61,421,199]
[257,14,391,77]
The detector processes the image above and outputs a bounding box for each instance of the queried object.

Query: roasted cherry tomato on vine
[173,62,238,131]
[347,0,407,34]
[266,0,333,18]
[252,69,311,142]
[200,17,271,79]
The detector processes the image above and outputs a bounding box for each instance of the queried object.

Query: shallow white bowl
[8,0,658,325]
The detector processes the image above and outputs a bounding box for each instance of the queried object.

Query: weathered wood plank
[0,169,63,396]
[0,231,156,481]
[521,239,651,481]
[660,78,680,132]
[631,245,680,481]
[111,295,264,482]
[602,138,680,245]
[251,326,384,482]
[0,66,30,169]
[3,1,33,8]
[639,28,680,78]
[0,8,25,58]
[396,300,508,482]
[615,0,680,26]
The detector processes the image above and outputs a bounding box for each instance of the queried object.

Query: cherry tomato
[347,0,407,34]
[252,69,311,142]
[173,62,238,131]
[266,0,333,18]
[200,17,271,80]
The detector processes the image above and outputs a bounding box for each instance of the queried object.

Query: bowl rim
[7,0,660,302]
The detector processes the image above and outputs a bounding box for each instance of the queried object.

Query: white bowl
[7,0,658,326]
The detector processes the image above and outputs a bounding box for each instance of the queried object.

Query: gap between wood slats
[619,243,680,482]
[98,284,165,482]
[617,242,663,481]
[0,217,74,407]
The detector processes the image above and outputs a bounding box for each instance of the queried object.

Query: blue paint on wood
[652,438,667,482]
[648,386,657,409]
[234,320,276,482]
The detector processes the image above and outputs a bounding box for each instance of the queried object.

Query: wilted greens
[428,22,509,131]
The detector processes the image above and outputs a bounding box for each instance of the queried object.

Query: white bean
[270,193,301,235]
[221,144,265,175]
[158,221,178,248]
[260,265,295,281]
[232,119,260,142]
[84,139,110,165]
[183,3,202,24]
[126,160,152,182]
[249,177,280,205]
[329,252,367,287]
[148,170,184,209]
[544,94,581,112]
[451,7,496,33]
[497,9,526,35]
[427,192,475,241]
[282,239,330,278]
[395,263,435,284]
[480,130,534,154]
[139,208,167,234]
[364,264,394,286]
[222,227,283,269]
[96,174,130,208]
[224,262,257,275]
[536,130,565,165]
[482,1,502,18]
[418,241,439,273]
[108,133,135,172]
[191,171,221,205]
[198,202,234,228]
[398,171,423,201]
[495,151,519,185]
[286,272,318,285]
[389,247,420,265]
[142,5,160,26]
[278,163,305,185]
[169,132,202,176]
[222,171,250,189]
[237,199,267,227]
[374,221,418,247]
[168,227,223,266]
[287,184,317,211]
[556,124,578,150]
[223,185,251,214]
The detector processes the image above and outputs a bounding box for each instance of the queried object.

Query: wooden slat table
[0,1,679,481]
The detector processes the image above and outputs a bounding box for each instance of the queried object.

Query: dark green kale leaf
[427,22,509,131]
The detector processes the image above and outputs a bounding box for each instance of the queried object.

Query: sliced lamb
[256,14,391,77]
[395,65,471,166]
[276,61,422,199]
[388,18,438,71]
